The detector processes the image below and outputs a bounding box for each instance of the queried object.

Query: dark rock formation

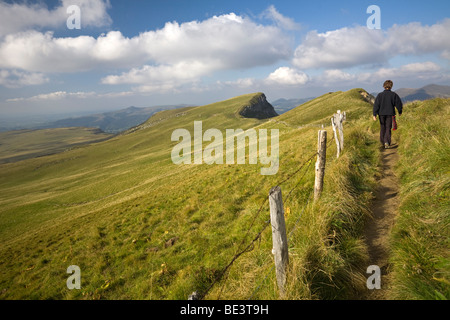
[360,90,376,105]
[239,93,278,119]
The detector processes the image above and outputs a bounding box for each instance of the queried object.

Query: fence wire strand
[200,126,338,300]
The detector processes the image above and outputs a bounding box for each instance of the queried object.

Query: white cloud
[0,12,291,82]
[225,78,256,88]
[293,19,450,69]
[0,69,49,88]
[0,0,111,37]
[320,69,355,83]
[293,26,387,69]
[137,13,291,68]
[0,31,145,73]
[370,62,443,80]
[266,67,309,85]
[386,20,450,57]
[7,91,96,102]
[262,5,301,31]
[1,2,448,97]
[101,61,213,85]
[319,62,445,85]
[98,13,292,91]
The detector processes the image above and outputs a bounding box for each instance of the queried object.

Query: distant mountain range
[2,84,447,134]
[270,97,315,114]
[34,104,194,134]
[395,84,450,102]
[371,84,450,102]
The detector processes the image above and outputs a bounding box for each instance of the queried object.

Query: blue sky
[0,0,449,117]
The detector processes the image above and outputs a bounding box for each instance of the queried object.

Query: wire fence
[196,122,339,300]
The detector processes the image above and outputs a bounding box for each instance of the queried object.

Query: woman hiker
[373,80,403,149]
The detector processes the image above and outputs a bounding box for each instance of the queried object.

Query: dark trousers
[379,115,392,145]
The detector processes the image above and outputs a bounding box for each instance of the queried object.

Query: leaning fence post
[269,186,289,297]
[331,111,345,158]
[314,130,327,201]
[337,111,344,151]
[331,116,340,158]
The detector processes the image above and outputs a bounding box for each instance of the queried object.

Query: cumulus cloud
[102,62,215,93]
[320,69,355,83]
[101,61,215,86]
[138,13,291,68]
[319,62,445,85]
[266,67,309,85]
[0,0,111,37]
[0,30,146,72]
[262,5,301,31]
[7,91,96,102]
[98,13,292,91]
[0,12,291,82]
[386,20,450,57]
[6,90,140,102]
[369,61,443,81]
[0,69,49,88]
[224,78,256,88]
[293,19,450,69]
[293,26,388,69]
[1,2,448,96]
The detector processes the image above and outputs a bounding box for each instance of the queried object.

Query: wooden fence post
[331,116,340,158]
[314,130,327,201]
[337,110,344,151]
[269,186,289,297]
[331,111,345,158]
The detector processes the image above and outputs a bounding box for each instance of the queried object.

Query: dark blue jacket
[373,89,403,116]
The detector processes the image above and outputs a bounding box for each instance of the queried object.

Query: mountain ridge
[1,89,447,300]
[40,104,194,133]
[371,84,450,102]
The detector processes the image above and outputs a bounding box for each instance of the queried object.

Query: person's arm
[395,94,403,115]
[373,94,380,120]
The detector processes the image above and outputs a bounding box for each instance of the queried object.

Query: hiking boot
[384,143,390,149]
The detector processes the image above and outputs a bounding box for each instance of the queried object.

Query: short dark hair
[383,80,393,90]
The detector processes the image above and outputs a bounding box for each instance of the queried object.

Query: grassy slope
[0,93,271,299]
[0,127,112,164]
[390,98,450,299]
[4,90,444,300]
[0,89,379,300]
[214,89,380,299]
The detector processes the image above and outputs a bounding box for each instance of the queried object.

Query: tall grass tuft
[296,124,377,299]
[390,98,450,300]
[215,115,379,300]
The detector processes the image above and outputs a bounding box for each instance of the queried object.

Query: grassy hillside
[212,89,380,299]
[0,127,112,164]
[389,98,449,299]
[1,89,446,300]
[0,92,270,299]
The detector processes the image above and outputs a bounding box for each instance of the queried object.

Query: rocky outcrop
[239,93,278,119]
[360,90,376,105]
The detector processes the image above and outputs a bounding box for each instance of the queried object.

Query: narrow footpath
[363,143,400,300]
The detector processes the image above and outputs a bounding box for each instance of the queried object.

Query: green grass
[212,97,379,300]
[0,127,112,164]
[1,89,445,300]
[389,98,450,300]
[0,93,269,299]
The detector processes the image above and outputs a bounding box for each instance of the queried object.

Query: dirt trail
[363,143,400,300]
